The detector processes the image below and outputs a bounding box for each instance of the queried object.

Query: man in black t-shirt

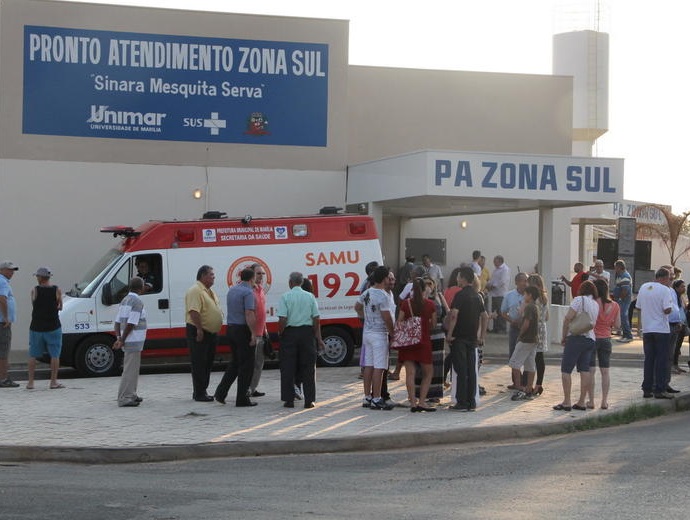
[445,267,488,411]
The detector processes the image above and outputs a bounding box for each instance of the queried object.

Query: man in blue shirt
[0,261,19,388]
[278,271,324,409]
[214,268,258,407]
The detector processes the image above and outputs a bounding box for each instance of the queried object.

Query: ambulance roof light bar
[319,206,342,215]
[202,211,227,220]
[100,226,141,238]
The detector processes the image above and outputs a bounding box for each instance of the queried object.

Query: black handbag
[262,333,276,360]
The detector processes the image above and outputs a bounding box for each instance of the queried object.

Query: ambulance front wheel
[75,335,122,377]
[318,327,354,367]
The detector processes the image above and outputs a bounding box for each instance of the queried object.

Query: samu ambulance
[59,209,382,377]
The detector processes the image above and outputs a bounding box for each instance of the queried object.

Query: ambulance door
[101,252,171,332]
[131,252,171,332]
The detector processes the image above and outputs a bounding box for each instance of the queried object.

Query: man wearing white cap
[26,267,64,390]
[0,261,19,387]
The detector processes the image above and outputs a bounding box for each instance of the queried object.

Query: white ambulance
[59,210,382,377]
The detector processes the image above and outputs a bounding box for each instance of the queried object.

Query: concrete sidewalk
[1,334,689,464]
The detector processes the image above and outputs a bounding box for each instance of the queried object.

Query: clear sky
[63,0,690,213]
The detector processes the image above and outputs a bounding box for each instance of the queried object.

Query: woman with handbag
[554,280,599,412]
[397,277,437,412]
[586,279,620,410]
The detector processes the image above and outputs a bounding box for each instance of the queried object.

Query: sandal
[585,401,595,409]
[50,383,65,389]
[572,404,587,411]
[553,403,572,411]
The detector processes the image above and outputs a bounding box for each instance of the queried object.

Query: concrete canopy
[347,150,624,218]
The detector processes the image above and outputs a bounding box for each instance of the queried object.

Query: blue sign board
[23,26,329,146]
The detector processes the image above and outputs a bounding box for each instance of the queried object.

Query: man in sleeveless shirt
[26,267,63,390]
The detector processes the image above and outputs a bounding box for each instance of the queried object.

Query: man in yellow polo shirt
[185,265,223,402]
[278,271,324,409]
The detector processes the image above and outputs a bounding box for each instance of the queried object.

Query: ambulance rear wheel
[318,327,354,367]
[75,335,121,377]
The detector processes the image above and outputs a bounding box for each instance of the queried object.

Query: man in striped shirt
[113,277,147,407]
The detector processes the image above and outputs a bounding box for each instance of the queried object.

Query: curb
[2,393,688,465]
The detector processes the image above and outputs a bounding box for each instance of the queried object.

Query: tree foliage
[633,204,690,266]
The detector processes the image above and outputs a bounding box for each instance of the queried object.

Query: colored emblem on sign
[274,226,288,240]
[202,229,217,242]
[244,112,270,135]
[226,256,273,293]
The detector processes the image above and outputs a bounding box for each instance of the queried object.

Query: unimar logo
[202,229,217,243]
[86,105,167,127]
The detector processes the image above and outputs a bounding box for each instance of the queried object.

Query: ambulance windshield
[67,249,123,297]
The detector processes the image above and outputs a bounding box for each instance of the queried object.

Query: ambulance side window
[106,259,132,305]
[135,254,162,294]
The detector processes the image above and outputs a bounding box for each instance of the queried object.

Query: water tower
[552,0,610,157]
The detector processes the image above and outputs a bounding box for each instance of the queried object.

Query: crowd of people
[357,252,496,412]
[554,261,689,411]
[0,259,324,410]
[358,252,690,415]
[2,252,689,414]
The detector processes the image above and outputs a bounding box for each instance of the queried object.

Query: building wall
[402,211,542,284]
[348,65,574,164]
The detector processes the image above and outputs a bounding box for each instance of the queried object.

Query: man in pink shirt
[248,263,270,398]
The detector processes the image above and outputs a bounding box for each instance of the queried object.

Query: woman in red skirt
[397,277,437,412]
